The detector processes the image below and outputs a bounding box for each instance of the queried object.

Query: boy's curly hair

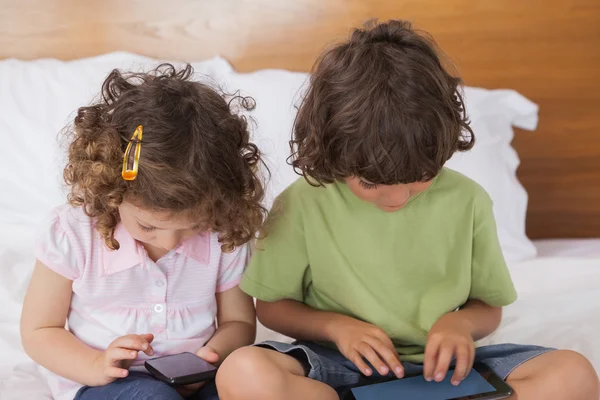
[64,64,266,252]
[290,19,474,185]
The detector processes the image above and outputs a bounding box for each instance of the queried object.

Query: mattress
[1,237,598,398]
[480,248,600,372]
[535,239,600,258]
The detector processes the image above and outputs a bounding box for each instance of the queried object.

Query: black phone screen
[146,352,216,379]
[351,369,495,400]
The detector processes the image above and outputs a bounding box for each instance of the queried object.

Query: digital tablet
[341,363,513,400]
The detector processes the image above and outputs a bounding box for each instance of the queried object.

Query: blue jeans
[74,372,219,400]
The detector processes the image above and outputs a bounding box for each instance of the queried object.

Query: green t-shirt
[241,168,517,362]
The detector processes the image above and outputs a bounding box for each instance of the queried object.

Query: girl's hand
[196,345,220,364]
[175,346,220,397]
[424,314,475,386]
[92,333,154,386]
[329,316,404,378]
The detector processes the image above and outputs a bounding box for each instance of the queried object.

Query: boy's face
[119,200,202,252]
[345,177,433,212]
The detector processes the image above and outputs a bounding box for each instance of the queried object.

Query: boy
[216,20,599,400]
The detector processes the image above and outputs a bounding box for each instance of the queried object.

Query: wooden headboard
[2,0,599,238]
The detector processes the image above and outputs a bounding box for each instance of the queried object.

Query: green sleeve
[469,194,518,307]
[240,188,310,302]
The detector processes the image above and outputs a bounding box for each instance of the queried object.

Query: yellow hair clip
[122,125,143,181]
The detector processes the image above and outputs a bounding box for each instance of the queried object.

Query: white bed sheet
[535,239,600,259]
[1,238,599,399]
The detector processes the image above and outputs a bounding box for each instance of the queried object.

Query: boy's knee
[217,346,287,399]
[217,346,269,381]
[525,350,600,398]
[508,350,598,400]
[556,351,599,396]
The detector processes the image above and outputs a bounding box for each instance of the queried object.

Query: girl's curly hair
[290,20,474,186]
[64,63,266,252]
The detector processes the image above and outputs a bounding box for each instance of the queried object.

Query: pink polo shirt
[34,205,248,400]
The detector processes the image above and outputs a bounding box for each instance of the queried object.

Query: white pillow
[0,52,537,262]
[446,88,539,262]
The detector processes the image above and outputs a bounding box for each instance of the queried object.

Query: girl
[216,20,600,400]
[20,64,265,400]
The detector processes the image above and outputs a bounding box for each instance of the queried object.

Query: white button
[154,304,164,313]
[156,280,164,287]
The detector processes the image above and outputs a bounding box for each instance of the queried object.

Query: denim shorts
[257,341,553,394]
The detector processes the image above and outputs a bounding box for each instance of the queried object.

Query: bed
[1,0,599,398]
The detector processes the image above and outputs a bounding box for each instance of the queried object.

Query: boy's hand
[329,316,404,378]
[176,346,220,397]
[424,313,475,386]
[92,333,155,386]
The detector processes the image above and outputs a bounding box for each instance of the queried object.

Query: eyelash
[359,180,378,190]
[138,224,155,232]
[138,223,202,232]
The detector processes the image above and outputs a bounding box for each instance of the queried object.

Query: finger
[105,366,129,379]
[106,347,138,363]
[434,344,454,382]
[139,333,155,355]
[368,329,405,377]
[348,349,373,376]
[423,337,441,381]
[110,335,146,351]
[197,347,219,364]
[451,345,470,385]
[140,333,155,343]
[465,344,475,379]
[111,335,150,352]
[364,336,404,378]
[139,341,154,357]
[357,342,388,376]
[370,329,396,348]
[142,345,154,357]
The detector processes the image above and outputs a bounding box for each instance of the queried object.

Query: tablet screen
[351,369,496,400]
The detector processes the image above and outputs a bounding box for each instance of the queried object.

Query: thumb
[196,346,219,364]
[121,358,135,370]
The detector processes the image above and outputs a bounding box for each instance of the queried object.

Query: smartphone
[341,363,513,400]
[144,352,217,386]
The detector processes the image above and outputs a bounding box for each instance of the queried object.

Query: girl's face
[345,177,433,212]
[119,201,202,252]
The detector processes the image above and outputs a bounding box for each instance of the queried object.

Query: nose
[381,185,411,206]
[160,232,182,250]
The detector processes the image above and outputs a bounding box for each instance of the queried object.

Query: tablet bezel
[340,362,513,400]
[144,352,217,386]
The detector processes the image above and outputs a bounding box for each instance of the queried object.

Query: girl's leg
[506,350,599,400]
[75,371,184,400]
[216,346,338,400]
[187,380,219,400]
